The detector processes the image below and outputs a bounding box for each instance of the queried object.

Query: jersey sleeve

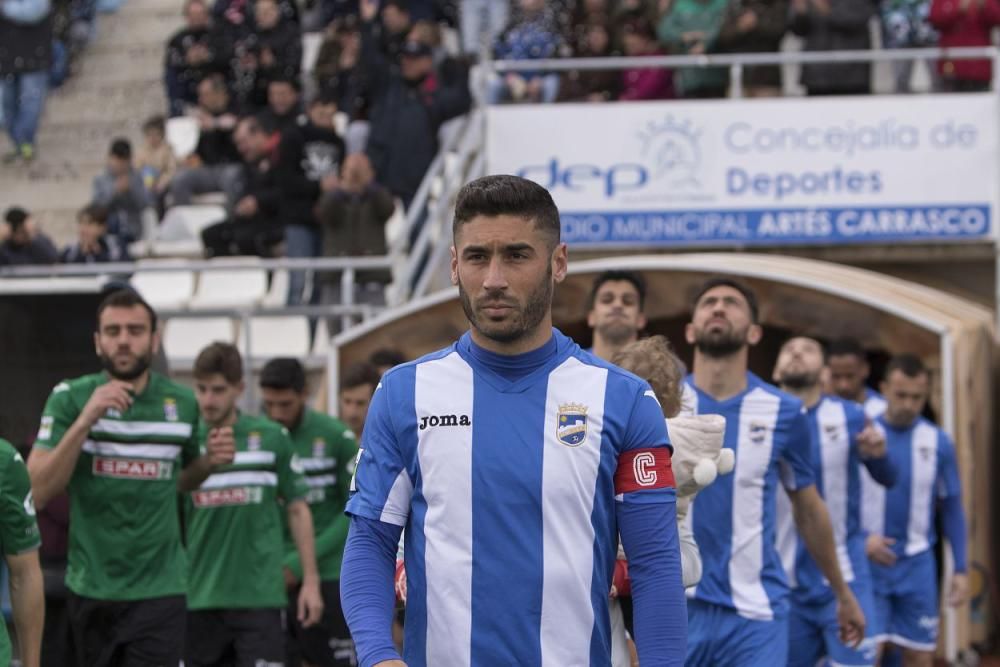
[0,444,41,555]
[346,377,412,527]
[614,381,676,501]
[33,381,78,450]
[778,406,816,492]
[936,431,963,499]
[276,429,310,503]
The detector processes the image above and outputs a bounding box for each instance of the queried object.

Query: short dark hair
[260,357,306,393]
[587,270,647,311]
[453,175,561,249]
[78,203,109,225]
[369,348,406,370]
[780,335,828,362]
[193,342,243,384]
[142,115,166,134]
[200,73,229,95]
[238,114,263,135]
[884,354,928,382]
[828,337,866,361]
[383,0,409,13]
[692,277,760,323]
[268,75,301,93]
[341,361,381,392]
[96,289,158,332]
[109,138,132,160]
[3,206,28,230]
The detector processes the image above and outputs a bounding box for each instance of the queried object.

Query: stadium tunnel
[329,252,999,658]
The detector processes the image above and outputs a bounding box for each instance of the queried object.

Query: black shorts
[67,592,186,667]
[286,580,355,667]
[185,608,285,667]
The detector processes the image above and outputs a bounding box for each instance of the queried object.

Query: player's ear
[450,245,458,286]
[93,331,101,356]
[819,365,831,389]
[684,322,696,345]
[637,312,647,331]
[151,326,161,357]
[747,323,763,347]
[771,359,781,384]
[551,242,568,283]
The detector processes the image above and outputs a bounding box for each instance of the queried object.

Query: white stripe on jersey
[300,457,337,472]
[730,388,781,621]
[82,440,181,460]
[817,399,854,583]
[540,357,607,666]
[233,451,275,465]
[906,421,938,556]
[200,470,277,488]
[860,394,888,536]
[93,419,193,438]
[774,487,797,588]
[415,352,475,667]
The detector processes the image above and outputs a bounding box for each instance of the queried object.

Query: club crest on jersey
[749,422,768,444]
[312,438,325,459]
[557,403,588,447]
[248,432,261,451]
[918,445,934,461]
[164,398,178,422]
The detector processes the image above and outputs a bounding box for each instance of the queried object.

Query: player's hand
[835,588,865,648]
[81,381,135,424]
[949,572,969,607]
[866,534,897,566]
[206,427,236,467]
[297,579,324,627]
[857,420,887,459]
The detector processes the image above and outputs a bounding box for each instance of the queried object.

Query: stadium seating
[165,116,200,160]
[131,258,198,311]
[241,315,312,360]
[162,316,236,365]
[188,257,268,310]
[260,269,290,308]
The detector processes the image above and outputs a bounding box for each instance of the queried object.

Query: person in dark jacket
[243,0,302,109]
[930,0,1000,91]
[790,0,877,95]
[0,0,53,163]
[716,0,789,96]
[92,138,153,244]
[164,0,230,117]
[0,207,59,266]
[61,204,131,264]
[359,0,471,209]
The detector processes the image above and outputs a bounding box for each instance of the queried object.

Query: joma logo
[419,414,471,430]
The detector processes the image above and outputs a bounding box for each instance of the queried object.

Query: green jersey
[33,372,200,601]
[186,414,309,610]
[0,439,41,666]
[281,409,358,581]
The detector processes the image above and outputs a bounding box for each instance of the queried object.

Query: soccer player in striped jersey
[828,338,888,420]
[773,336,897,667]
[586,270,648,361]
[682,278,865,667]
[865,355,968,666]
[28,289,233,667]
[185,343,324,667]
[341,175,686,667]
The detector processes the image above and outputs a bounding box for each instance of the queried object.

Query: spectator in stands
[135,115,178,207]
[657,0,729,98]
[338,361,381,436]
[169,74,244,210]
[790,0,876,95]
[314,15,368,121]
[0,207,59,266]
[92,138,152,244]
[487,0,563,104]
[201,116,285,257]
[245,0,302,109]
[61,204,130,264]
[317,153,396,306]
[359,0,471,208]
[715,0,789,97]
[881,0,940,91]
[164,0,229,117]
[261,77,305,134]
[296,90,347,186]
[377,0,414,60]
[461,0,510,56]
[559,15,620,102]
[369,347,407,377]
[0,0,54,163]
[618,15,674,100]
[930,0,1000,92]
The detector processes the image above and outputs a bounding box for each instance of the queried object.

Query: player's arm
[29,381,133,509]
[178,426,236,492]
[855,416,896,488]
[287,499,324,622]
[616,384,687,666]
[938,433,969,606]
[7,549,43,667]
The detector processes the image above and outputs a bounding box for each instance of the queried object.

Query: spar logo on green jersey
[192,486,264,507]
[306,487,327,504]
[93,457,174,480]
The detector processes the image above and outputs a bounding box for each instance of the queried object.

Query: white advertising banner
[486,95,998,247]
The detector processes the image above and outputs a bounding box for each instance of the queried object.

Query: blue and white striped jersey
[347,329,675,666]
[776,396,896,602]
[866,416,962,559]
[683,373,815,621]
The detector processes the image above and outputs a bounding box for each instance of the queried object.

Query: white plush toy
[666,413,733,498]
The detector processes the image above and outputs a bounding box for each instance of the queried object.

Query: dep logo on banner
[486,95,998,247]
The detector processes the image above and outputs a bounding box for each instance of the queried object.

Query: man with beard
[772,336,895,667]
[186,343,323,667]
[340,174,686,667]
[682,278,865,666]
[864,355,968,667]
[586,270,648,361]
[28,289,234,667]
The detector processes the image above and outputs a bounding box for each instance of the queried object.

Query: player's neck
[211,409,239,429]
[692,349,749,401]
[781,383,822,408]
[590,333,633,362]
[470,319,554,356]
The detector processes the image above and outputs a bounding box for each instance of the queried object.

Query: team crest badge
[248,432,261,451]
[557,403,588,447]
[164,398,178,422]
[749,422,768,444]
[312,438,325,458]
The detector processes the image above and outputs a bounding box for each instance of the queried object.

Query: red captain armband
[614,448,675,494]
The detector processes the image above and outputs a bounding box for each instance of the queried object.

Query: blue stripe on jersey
[686,372,815,621]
